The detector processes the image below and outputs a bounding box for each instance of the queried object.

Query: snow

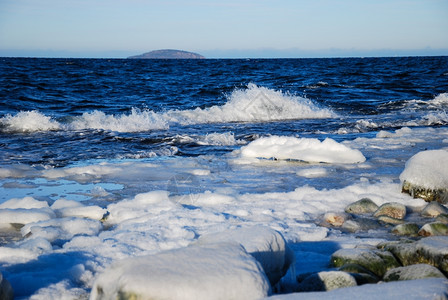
[237,136,366,164]
[1,126,447,298]
[90,242,271,300]
[399,149,448,190]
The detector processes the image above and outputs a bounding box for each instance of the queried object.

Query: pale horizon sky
[1,0,447,58]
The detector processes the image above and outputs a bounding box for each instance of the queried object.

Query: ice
[237,136,366,164]
[0,197,49,209]
[399,149,448,190]
[0,208,55,225]
[90,243,271,300]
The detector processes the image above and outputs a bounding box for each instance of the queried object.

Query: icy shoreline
[0,126,447,298]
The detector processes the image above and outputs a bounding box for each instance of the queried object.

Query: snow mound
[197,226,294,285]
[239,136,366,164]
[399,150,448,190]
[90,242,271,300]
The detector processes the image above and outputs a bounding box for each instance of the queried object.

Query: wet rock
[391,223,420,236]
[383,264,446,282]
[344,198,378,215]
[421,202,448,218]
[436,214,448,224]
[373,202,406,219]
[418,222,448,236]
[297,271,357,292]
[378,215,405,225]
[331,248,400,277]
[0,272,13,300]
[323,212,351,227]
[381,236,448,274]
[402,180,448,204]
[340,218,380,233]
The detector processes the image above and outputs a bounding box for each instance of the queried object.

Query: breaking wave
[0,84,336,133]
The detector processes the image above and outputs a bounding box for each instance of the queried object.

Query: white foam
[297,167,328,178]
[196,132,245,146]
[0,110,60,132]
[70,108,168,132]
[238,136,366,164]
[164,84,336,124]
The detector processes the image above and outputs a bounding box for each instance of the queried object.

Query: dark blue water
[1,57,447,167]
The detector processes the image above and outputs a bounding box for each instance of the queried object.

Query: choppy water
[1,57,447,168]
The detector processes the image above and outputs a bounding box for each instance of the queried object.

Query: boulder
[421,202,448,218]
[338,263,380,284]
[436,214,448,224]
[340,218,380,233]
[377,215,405,225]
[344,198,378,215]
[91,243,271,300]
[391,223,420,236]
[383,264,446,282]
[399,150,448,204]
[331,248,400,277]
[373,202,406,219]
[381,236,448,274]
[196,226,294,286]
[323,212,351,227]
[418,222,448,236]
[297,271,357,292]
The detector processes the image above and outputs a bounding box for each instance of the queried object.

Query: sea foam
[0,110,60,133]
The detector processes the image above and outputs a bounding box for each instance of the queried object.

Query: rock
[323,212,351,227]
[377,215,405,225]
[128,49,205,59]
[421,202,448,217]
[338,263,380,284]
[91,243,271,300]
[0,272,14,300]
[373,202,406,219]
[344,198,379,215]
[196,226,294,286]
[381,236,448,274]
[399,150,448,204]
[297,271,357,292]
[391,223,420,236]
[436,214,448,224]
[418,222,448,236]
[331,248,400,277]
[383,264,446,282]
[340,218,380,233]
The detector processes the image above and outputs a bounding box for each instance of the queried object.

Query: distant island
[128,49,205,59]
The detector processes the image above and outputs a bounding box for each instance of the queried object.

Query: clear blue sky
[1,0,447,58]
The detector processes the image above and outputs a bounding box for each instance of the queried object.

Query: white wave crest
[164,83,336,124]
[0,110,61,133]
[69,108,168,132]
[197,132,245,146]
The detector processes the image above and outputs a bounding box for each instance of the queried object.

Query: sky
[0,0,447,58]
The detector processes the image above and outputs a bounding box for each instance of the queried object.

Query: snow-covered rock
[400,150,448,203]
[383,264,446,282]
[90,243,271,300]
[238,136,366,164]
[297,271,357,292]
[197,226,294,286]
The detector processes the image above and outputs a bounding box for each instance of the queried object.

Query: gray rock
[331,248,400,277]
[421,202,448,217]
[391,223,420,236]
[377,215,405,225]
[341,218,381,233]
[345,198,379,215]
[297,271,357,292]
[436,214,448,224]
[0,272,13,300]
[373,202,406,219]
[383,264,446,282]
[381,236,448,274]
[323,212,351,227]
[338,263,380,284]
[418,222,448,236]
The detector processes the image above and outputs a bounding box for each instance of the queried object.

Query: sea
[0,56,448,298]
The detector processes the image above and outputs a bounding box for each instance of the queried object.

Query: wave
[383,93,448,111]
[0,84,336,133]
